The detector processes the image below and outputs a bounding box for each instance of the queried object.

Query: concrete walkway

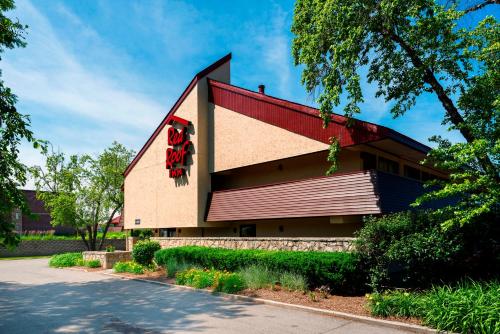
[0,258,412,334]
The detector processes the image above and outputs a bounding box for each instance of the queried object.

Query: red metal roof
[207,79,430,153]
[123,53,232,176]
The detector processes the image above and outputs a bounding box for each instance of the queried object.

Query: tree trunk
[86,225,95,250]
[97,205,121,250]
[78,228,90,250]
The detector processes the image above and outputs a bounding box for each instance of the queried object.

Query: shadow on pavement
[0,277,255,333]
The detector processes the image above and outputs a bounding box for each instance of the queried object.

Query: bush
[175,268,246,293]
[49,252,83,267]
[85,259,101,268]
[113,261,144,274]
[279,272,308,291]
[355,211,500,290]
[105,245,115,252]
[130,229,153,239]
[368,280,500,334]
[239,265,278,289]
[132,240,161,266]
[165,258,192,278]
[214,272,246,294]
[155,246,364,293]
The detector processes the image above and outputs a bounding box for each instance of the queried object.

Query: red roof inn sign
[166,116,192,178]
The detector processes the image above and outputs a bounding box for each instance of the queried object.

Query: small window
[378,157,400,175]
[134,219,141,225]
[361,152,377,170]
[240,224,256,237]
[404,165,421,180]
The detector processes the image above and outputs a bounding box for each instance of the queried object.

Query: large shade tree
[291,0,499,227]
[31,142,134,250]
[0,0,45,248]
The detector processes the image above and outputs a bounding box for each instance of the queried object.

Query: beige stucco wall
[124,63,230,229]
[209,104,330,173]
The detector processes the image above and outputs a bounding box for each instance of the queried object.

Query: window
[240,224,256,237]
[378,157,400,175]
[404,165,421,180]
[422,172,438,182]
[134,219,141,225]
[361,152,377,170]
[159,228,176,237]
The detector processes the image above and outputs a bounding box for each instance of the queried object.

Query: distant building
[13,190,75,235]
[108,215,124,232]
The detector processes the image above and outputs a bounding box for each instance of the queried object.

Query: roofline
[207,79,430,154]
[124,53,232,177]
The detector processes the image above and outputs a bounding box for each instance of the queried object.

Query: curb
[102,272,444,334]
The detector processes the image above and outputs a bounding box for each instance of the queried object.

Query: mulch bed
[110,270,422,326]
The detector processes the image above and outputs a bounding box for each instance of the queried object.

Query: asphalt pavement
[0,258,413,334]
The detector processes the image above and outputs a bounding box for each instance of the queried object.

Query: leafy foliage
[292,0,500,227]
[132,240,160,266]
[355,211,500,290]
[30,142,134,250]
[113,261,144,275]
[49,252,83,267]
[368,280,500,334]
[176,268,246,294]
[155,246,364,293]
[84,259,101,268]
[0,0,45,248]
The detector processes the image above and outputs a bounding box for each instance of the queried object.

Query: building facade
[123,54,446,238]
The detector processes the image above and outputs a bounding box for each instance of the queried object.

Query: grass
[49,252,83,267]
[368,280,500,334]
[84,259,101,268]
[279,271,308,291]
[113,261,145,274]
[238,265,307,291]
[165,258,193,278]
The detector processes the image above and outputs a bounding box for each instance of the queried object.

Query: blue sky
[3,0,495,183]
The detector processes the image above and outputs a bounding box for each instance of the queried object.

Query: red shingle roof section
[207,79,430,153]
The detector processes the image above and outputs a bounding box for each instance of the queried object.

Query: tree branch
[380,28,499,180]
[97,205,121,250]
[464,0,499,14]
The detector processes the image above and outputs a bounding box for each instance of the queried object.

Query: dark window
[159,228,176,237]
[378,157,400,174]
[404,165,421,180]
[361,152,377,170]
[134,219,141,225]
[240,224,256,237]
[422,172,438,182]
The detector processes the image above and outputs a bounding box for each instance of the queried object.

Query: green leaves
[292,0,500,228]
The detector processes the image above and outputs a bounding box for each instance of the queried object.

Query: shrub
[49,252,83,267]
[105,245,115,252]
[155,246,364,293]
[368,280,500,334]
[355,211,500,290]
[239,265,278,289]
[132,240,161,266]
[85,259,101,268]
[113,261,144,274]
[130,229,153,239]
[214,272,246,294]
[175,268,246,293]
[165,258,192,278]
[279,272,308,291]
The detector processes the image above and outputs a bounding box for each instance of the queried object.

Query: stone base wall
[149,237,354,252]
[0,239,126,257]
[82,251,132,269]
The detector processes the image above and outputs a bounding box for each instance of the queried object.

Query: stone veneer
[82,250,132,269]
[0,239,125,257]
[148,237,354,252]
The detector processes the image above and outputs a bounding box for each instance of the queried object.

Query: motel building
[123,53,446,240]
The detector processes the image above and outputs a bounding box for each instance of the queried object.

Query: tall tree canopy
[31,142,134,250]
[0,0,44,248]
[292,0,499,227]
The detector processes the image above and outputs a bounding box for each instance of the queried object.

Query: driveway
[0,259,411,334]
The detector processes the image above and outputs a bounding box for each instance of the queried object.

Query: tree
[31,142,134,250]
[291,0,499,227]
[0,0,45,248]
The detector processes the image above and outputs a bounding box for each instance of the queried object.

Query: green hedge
[155,246,365,293]
[132,240,161,266]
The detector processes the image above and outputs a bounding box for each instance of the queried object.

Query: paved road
[0,259,411,334]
